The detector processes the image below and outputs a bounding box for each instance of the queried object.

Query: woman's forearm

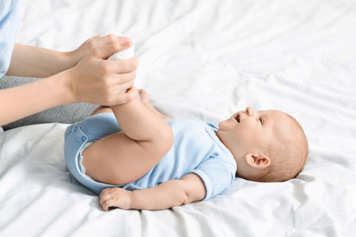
[6,43,77,78]
[0,70,74,126]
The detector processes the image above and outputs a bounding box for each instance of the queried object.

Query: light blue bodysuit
[0,0,19,78]
[0,0,20,132]
[65,113,237,200]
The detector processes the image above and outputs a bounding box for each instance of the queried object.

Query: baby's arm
[100,173,206,211]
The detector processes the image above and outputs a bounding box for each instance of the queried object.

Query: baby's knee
[156,123,174,155]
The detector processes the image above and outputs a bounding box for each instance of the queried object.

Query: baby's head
[216,107,308,182]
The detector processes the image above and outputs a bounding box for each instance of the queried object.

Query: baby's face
[216,107,292,164]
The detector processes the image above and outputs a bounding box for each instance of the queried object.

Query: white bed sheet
[1,0,356,236]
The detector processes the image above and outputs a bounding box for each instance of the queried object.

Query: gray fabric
[0,76,98,130]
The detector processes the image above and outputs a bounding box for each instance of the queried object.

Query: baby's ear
[244,152,271,169]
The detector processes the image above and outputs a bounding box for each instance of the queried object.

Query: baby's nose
[245,107,255,116]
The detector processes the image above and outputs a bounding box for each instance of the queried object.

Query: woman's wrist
[60,50,80,69]
[50,68,78,104]
[7,44,81,78]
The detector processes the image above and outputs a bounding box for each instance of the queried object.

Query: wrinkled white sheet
[1,0,356,236]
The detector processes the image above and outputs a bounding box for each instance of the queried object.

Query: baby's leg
[82,88,173,185]
[90,106,112,115]
[90,89,172,119]
[138,89,172,120]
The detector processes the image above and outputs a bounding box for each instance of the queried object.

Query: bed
[1,0,356,236]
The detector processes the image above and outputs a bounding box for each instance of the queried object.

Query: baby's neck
[214,130,240,170]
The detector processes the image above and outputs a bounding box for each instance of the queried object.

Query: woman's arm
[6,43,76,78]
[99,173,206,211]
[0,55,138,126]
[6,35,131,78]
[0,70,74,126]
[0,35,137,126]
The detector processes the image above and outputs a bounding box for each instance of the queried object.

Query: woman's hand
[64,34,138,105]
[1,34,138,125]
[65,55,138,106]
[7,35,132,78]
[66,35,132,65]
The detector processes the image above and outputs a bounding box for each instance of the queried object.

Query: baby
[64,88,308,211]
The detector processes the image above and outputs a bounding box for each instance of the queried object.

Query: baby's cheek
[237,130,262,149]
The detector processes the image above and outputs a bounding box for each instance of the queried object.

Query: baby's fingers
[101,200,115,211]
[100,195,114,211]
[99,189,112,206]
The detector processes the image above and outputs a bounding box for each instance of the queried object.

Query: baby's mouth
[234,113,240,123]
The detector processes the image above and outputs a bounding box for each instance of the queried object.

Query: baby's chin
[217,117,237,131]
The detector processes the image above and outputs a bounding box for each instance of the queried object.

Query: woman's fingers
[100,88,133,106]
[108,71,136,86]
[106,57,138,73]
[72,34,132,61]
[67,50,137,105]
[100,34,132,59]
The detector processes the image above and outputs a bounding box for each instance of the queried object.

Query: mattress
[1,0,356,236]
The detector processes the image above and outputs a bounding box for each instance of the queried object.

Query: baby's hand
[99,187,132,211]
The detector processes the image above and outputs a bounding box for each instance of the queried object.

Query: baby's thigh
[82,131,166,186]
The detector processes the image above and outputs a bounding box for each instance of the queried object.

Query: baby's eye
[259,118,264,125]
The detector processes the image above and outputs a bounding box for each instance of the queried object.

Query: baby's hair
[257,114,308,182]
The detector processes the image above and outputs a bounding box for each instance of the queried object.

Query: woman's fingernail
[119,38,131,47]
